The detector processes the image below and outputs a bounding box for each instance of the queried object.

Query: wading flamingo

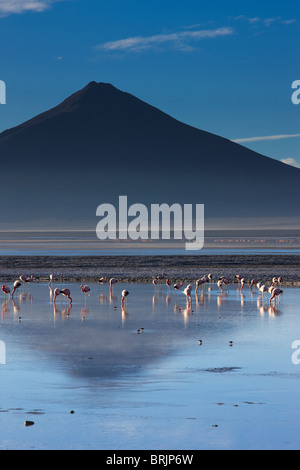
[109,278,117,291]
[54,288,72,304]
[121,290,129,304]
[196,278,207,292]
[173,282,183,292]
[270,287,283,305]
[183,284,192,303]
[1,285,10,298]
[12,281,22,297]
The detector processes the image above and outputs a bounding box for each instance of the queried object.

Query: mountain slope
[0,81,299,227]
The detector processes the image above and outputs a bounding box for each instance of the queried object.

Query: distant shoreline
[0,254,299,285]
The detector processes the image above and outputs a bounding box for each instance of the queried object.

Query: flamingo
[152,279,158,287]
[183,284,192,302]
[259,284,268,297]
[121,290,129,304]
[217,280,224,292]
[268,285,275,294]
[173,282,183,292]
[25,275,34,284]
[54,288,72,304]
[272,277,277,286]
[240,278,245,291]
[19,274,27,284]
[81,285,90,294]
[81,285,91,303]
[278,277,283,286]
[196,278,207,291]
[270,287,283,305]
[220,276,229,285]
[249,279,257,290]
[98,276,107,285]
[207,273,213,282]
[156,273,165,281]
[1,285,10,298]
[109,278,117,290]
[12,280,22,297]
[166,279,171,288]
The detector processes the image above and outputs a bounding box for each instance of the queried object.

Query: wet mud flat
[0,254,299,284]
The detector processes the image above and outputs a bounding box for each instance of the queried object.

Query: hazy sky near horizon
[0,0,299,167]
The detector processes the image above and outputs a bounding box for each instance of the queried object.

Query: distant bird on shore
[12,280,22,297]
[156,273,165,280]
[270,287,283,305]
[1,285,10,298]
[121,290,129,304]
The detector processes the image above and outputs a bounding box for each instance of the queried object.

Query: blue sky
[0,0,299,167]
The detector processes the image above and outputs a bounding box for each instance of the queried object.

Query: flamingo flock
[1,272,285,311]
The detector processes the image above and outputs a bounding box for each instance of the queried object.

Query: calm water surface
[0,281,299,450]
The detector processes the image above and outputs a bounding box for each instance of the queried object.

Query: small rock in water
[24,420,34,427]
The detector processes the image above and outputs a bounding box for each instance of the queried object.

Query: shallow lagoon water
[0,281,300,450]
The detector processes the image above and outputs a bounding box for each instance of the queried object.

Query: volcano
[0,81,299,229]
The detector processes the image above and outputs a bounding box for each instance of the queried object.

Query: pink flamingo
[196,278,207,291]
[109,278,117,290]
[173,282,183,293]
[166,278,171,288]
[1,285,10,298]
[240,278,245,291]
[98,276,107,285]
[152,279,158,287]
[259,284,268,297]
[217,280,224,292]
[249,279,257,290]
[121,290,129,304]
[277,277,283,286]
[81,285,90,294]
[54,288,72,304]
[156,273,165,280]
[12,280,22,297]
[270,287,283,305]
[81,285,91,303]
[183,284,192,302]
